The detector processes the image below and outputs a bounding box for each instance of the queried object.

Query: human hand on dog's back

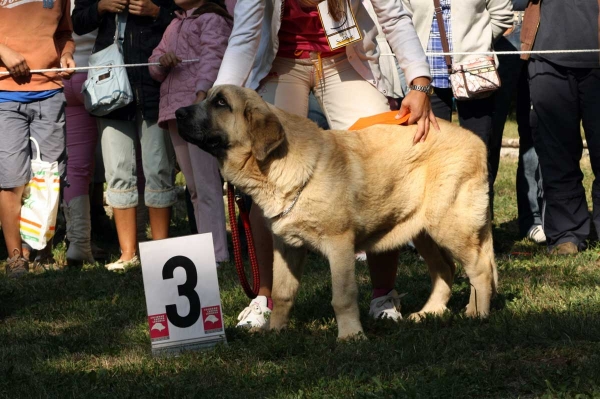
[398,78,440,144]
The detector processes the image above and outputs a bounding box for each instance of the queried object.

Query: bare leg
[249,204,274,297]
[0,186,25,254]
[269,237,307,330]
[113,207,137,261]
[366,250,399,292]
[148,206,170,240]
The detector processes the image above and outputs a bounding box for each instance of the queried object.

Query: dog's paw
[407,312,426,322]
[464,304,489,319]
[408,306,449,322]
[337,330,368,342]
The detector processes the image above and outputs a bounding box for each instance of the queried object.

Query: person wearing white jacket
[214,0,439,329]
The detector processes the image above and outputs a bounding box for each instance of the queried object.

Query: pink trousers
[63,73,99,204]
[168,120,229,262]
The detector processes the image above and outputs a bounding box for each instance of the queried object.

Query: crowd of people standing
[1,0,599,327]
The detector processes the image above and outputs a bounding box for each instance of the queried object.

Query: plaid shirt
[427,0,453,88]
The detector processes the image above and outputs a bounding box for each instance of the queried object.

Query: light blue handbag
[82,13,133,116]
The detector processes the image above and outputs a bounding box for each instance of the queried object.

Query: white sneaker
[106,255,140,271]
[355,251,367,262]
[369,289,403,321]
[526,225,547,244]
[236,295,271,329]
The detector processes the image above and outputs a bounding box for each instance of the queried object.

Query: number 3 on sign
[140,234,226,355]
[163,256,201,328]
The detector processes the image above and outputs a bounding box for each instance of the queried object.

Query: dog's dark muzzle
[175,103,207,142]
[175,103,228,158]
[175,103,203,129]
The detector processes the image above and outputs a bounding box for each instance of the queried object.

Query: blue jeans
[490,22,543,236]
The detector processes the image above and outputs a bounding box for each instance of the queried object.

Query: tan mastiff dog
[176,85,497,340]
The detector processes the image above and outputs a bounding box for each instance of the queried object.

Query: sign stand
[139,234,227,356]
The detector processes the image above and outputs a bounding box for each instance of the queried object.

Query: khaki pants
[258,53,390,129]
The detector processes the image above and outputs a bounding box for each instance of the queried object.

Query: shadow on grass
[4,207,600,397]
[2,296,600,398]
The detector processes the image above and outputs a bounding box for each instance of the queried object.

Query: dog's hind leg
[408,232,456,321]
[269,236,307,331]
[456,224,496,318]
[325,236,364,340]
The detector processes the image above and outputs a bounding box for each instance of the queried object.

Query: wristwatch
[409,84,434,95]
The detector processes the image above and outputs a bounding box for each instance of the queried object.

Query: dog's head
[175,85,285,164]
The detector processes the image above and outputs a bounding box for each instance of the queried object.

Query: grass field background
[1,125,600,398]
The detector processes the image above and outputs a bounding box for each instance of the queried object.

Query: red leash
[227,183,260,298]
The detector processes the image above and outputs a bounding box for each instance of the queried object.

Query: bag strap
[114,12,128,46]
[30,137,41,162]
[433,0,452,69]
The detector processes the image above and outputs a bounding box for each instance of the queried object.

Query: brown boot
[5,249,29,278]
[550,242,578,255]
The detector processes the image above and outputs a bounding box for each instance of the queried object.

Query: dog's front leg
[326,237,364,340]
[269,235,307,331]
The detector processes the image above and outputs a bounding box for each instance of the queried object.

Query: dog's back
[307,120,489,248]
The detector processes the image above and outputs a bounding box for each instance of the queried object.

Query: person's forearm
[411,76,431,86]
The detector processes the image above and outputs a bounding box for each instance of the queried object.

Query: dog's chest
[271,218,320,248]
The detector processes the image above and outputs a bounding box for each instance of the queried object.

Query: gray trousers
[0,93,67,189]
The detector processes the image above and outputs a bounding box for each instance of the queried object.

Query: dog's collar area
[272,180,308,220]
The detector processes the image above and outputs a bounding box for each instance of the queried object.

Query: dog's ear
[245,104,285,162]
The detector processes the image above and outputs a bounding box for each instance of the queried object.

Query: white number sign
[139,234,226,356]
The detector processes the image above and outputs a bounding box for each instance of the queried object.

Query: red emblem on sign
[148,313,170,341]
[202,306,223,333]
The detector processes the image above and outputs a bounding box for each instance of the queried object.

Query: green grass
[2,159,600,398]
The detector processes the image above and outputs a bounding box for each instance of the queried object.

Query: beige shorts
[258,53,390,130]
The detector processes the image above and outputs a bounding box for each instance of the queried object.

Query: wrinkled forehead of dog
[206,85,286,162]
[207,85,268,111]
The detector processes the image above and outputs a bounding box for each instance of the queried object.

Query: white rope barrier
[384,49,600,57]
[0,59,200,76]
[0,49,598,76]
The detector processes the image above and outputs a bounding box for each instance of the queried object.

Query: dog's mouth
[179,125,230,158]
[198,131,230,156]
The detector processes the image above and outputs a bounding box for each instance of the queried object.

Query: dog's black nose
[175,107,189,120]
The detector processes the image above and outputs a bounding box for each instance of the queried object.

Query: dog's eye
[216,98,227,107]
